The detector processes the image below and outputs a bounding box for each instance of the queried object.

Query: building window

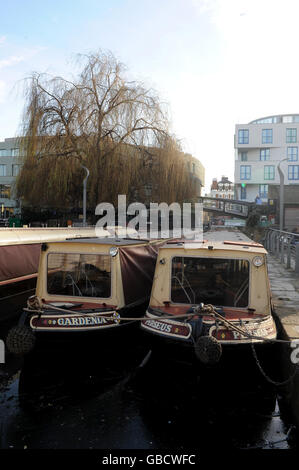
[259,184,268,198]
[238,129,249,144]
[12,164,21,176]
[262,129,273,144]
[260,148,270,161]
[240,152,248,161]
[11,148,19,157]
[286,128,297,143]
[0,149,9,156]
[0,164,6,176]
[240,186,246,199]
[288,165,299,180]
[287,147,298,162]
[0,184,10,198]
[264,165,275,180]
[240,165,251,180]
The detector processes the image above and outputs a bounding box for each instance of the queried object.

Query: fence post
[281,238,285,264]
[296,244,299,274]
[287,238,291,269]
[276,233,280,257]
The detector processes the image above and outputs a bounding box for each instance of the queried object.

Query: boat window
[47,253,111,298]
[171,257,249,307]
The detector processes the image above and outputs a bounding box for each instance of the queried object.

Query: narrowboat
[140,230,277,365]
[0,226,130,322]
[6,235,164,356]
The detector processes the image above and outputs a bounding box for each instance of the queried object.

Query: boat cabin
[141,230,277,363]
[6,236,163,354]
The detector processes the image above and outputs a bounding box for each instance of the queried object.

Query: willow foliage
[17,50,196,209]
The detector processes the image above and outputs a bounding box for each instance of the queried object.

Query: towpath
[267,253,299,428]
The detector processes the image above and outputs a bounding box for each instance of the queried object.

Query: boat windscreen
[47,253,111,298]
[171,257,249,307]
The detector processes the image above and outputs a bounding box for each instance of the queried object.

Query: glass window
[0,185,10,198]
[240,152,247,161]
[287,147,298,162]
[11,148,19,157]
[286,128,297,143]
[0,164,6,176]
[259,184,268,198]
[260,148,270,161]
[171,257,250,307]
[0,149,10,156]
[238,129,249,144]
[12,164,21,176]
[240,186,246,199]
[264,165,275,180]
[47,253,111,298]
[288,165,299,180]
[262,129,273,144]
[240,165,251,180]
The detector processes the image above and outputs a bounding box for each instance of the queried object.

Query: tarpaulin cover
[0,244,41,282]
[119,242,162,305]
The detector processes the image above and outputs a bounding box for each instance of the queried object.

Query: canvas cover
[119,241,163,306]
[0,244,41,282]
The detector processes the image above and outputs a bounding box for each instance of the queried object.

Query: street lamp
[81,164,89,227]
[277,158,288,232]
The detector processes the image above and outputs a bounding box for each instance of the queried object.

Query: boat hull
[140,311,277,367]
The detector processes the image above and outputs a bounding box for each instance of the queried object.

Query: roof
[160,230,267,254]
[0,226,139,246]
[0,227,98,246]
[46,237,154,246]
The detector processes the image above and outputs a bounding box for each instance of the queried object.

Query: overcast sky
[1,0,299,193]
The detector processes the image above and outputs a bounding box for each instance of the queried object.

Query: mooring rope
[23,297,299,345]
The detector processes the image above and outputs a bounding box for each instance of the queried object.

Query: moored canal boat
[0,226,130,322]
[6,235,164,356]
[140,230,277,365]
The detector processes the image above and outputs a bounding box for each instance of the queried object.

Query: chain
[251,338,297,387]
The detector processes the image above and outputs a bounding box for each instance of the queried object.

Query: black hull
[0,278,36,323]
[141,327,278,372]
[19,302,150,360]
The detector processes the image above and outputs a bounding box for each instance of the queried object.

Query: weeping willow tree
[16,50,196,210]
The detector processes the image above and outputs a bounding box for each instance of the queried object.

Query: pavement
[267,253,299,429]
[267,254,299,340]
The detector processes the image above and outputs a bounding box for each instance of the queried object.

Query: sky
[1,0,299,194]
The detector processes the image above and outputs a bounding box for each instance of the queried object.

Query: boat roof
[0,226,139,246]
[46,237,156,247]
[160,230,267,254]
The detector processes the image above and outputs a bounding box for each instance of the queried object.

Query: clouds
[1,0,299,190]
[184,0,299,190]
[0,55,26,69]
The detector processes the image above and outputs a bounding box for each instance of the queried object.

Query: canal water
[0,318,298,451]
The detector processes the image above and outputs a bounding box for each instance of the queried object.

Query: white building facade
[0,138,22,217]
[235,114,299,204]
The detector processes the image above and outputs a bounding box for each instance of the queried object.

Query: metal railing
[263,228,299,273]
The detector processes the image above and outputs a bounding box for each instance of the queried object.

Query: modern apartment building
[0,138,22,217]
[234,114,299,228]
